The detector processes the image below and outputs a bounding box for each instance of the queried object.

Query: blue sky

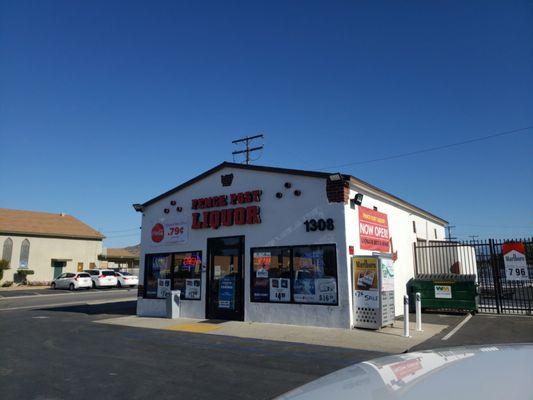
[1,0,532,247]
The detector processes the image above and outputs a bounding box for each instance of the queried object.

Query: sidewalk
[96,315,449,353]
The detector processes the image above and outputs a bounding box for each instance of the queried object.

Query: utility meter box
[352,255,395,329]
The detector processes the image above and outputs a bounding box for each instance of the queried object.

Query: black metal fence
[414,238,533,314]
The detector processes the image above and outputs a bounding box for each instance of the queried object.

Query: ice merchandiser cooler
[352,255,395,329]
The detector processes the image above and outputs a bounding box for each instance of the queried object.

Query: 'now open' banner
[359,206,390,253]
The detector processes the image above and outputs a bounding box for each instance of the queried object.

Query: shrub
[27,281,51,286]
[16,269,35,285]
[1,281,13,287]
[0,259,10,281]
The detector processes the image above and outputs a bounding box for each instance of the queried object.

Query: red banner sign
[359,206,390,253]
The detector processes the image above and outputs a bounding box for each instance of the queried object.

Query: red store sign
[359,206,390,253]
[191,190,262,230]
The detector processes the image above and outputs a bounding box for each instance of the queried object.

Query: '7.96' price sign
[503,242,530,281]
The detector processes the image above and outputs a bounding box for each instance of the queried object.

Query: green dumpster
[407,274,478,313]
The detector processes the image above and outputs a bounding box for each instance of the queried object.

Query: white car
[115,271,139,288]
[84,269,118,288]
[51,272,92,291]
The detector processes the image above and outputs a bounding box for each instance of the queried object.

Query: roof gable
[137,162,447,225]
[0,208,105,240]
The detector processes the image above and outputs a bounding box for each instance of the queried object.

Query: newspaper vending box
[352,255,395,329]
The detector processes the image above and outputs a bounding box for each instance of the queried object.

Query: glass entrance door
[206,236,244,321]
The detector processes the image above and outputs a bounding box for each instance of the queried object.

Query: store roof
[137,162,448,225]
[0,208,105,240]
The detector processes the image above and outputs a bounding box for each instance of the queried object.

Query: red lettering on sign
[246,206,261,224]
[209,211,221,229]
[221,209,233,226]
[190,189,263,230]
[234,207,245,225]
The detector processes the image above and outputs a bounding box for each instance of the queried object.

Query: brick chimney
[326,176,350,203]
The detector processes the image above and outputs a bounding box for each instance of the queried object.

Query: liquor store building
[134,162,447,329]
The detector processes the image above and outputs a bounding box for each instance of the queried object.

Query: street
[0,290,382,400]
[1,290,532,400]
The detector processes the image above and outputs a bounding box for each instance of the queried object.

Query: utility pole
[232,134,264,165]
[468,235,479,242]
[446,225,457,242]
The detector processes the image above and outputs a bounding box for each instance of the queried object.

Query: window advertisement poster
[293,279,316,303]
[269,278,290,302]
[353,257,378,290]
[315,277,337,304]
[254,251,271,278]
[381,258,395,292]
[185,279,201,299]
[299,250,325,276]
[150,219,188,245]
[252,278,269,301]
[358,206,390,253]
[218,275,235,309]
[502,242,530,281]
[353,256,379,308]
[157,278,171,298]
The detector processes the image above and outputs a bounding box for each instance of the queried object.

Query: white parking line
[442,313,473,341]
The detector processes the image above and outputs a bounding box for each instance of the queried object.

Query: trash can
[407,274,478,313]
[166,290,181,318]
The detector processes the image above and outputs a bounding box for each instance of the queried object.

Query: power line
[317,125,533,170]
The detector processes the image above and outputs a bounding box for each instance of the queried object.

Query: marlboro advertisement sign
[502,242,530,281]
[359,206,390,253]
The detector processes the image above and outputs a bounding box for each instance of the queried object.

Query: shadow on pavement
[39,300,137,316]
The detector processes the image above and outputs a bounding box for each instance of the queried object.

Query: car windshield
[120,272,132,276]
[77,273,90,278]
[102,271,115,276]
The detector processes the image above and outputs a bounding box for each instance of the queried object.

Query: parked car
[51,272,92,291]
[83,269,118,288]
[115,271,139,288]
[275,344,533,400]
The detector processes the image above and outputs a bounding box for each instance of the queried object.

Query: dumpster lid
[414,273,476,282]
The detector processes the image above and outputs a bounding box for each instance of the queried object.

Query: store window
[293,245,338,305]
[250,244,338,305]
[172,251,202,300]
[144,252,202,300]
[251,247,291,302]
[144,254,172,298]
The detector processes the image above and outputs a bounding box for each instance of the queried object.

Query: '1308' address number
[304,218,334,232]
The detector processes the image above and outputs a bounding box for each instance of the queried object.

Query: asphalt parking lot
[1,292,532,400]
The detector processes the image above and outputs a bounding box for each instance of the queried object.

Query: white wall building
[134,163,447,329]
[0,208,104,283]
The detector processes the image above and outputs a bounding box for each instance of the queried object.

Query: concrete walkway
[96,315,448,353]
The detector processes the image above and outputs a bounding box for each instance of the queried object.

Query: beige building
[0,208,104,284]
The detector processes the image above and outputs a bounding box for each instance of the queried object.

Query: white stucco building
[0,208,104,283]
[134,162,447,329]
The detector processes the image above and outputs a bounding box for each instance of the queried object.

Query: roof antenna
[232,134,264,165]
